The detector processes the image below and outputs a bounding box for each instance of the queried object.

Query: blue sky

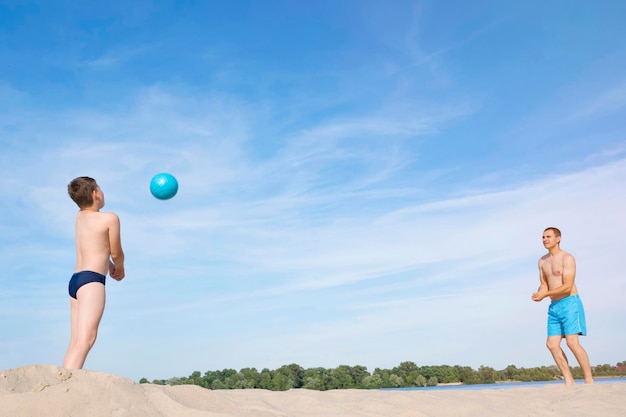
[1,1,625,382]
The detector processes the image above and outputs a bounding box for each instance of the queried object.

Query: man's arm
[542,254,576,298]
[107,213,125,280]
[531,260,549,301]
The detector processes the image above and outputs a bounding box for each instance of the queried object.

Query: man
[531,227,594,385]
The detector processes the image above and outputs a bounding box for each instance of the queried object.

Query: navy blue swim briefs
[68,271,106,299]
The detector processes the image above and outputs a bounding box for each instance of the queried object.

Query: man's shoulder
[561,251,576,264]
[555,249,574,259]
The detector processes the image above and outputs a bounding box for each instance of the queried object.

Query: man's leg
[62,283,106,369]
[565,334,594,384]
[546,335,575,385]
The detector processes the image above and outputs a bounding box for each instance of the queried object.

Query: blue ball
[150,173,178,200]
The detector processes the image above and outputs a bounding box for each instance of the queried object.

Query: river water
[384,377,626,391]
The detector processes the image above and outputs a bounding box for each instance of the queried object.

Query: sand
[1,365,624,417]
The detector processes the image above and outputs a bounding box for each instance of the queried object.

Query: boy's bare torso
[539,251,578,301]
[74,210,115,276]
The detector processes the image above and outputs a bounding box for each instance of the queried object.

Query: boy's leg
[565,334,594,384]
[62,283,106,369]
[62,296,79,367]
[546,335,575,385]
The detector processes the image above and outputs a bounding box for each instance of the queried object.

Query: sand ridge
[1,364,624,417]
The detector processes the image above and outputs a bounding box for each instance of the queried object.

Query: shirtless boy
[63,177,125,369]
[531,227,593,384]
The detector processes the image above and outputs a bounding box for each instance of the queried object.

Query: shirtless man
[63,177,125,369]
[532,227,593,384]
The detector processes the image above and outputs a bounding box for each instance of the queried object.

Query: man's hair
[544,227,561,238]
[68,177,98,208]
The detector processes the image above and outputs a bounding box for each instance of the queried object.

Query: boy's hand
[109,261,125,281]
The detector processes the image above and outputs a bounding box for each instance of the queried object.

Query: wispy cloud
[566,82,626,121]
[80,44,156,68]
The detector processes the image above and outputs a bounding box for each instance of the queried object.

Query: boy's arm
[108,213,125,280]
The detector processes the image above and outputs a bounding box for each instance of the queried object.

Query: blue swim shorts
[547,294,587,337]
[68,271,106,299]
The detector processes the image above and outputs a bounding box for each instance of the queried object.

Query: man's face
[542,230,560,249]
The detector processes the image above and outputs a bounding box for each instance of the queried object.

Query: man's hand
[531,291,546,302]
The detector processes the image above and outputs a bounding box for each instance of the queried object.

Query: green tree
[166,377,184,385]
[347,365,370,387]
[211,379,226,389]
[302,376,322,390]
[145,359,626,392]
[391,362,419,386]
[393,361,418,378]
[418,366,436,380]
[202,370,219,387]
[437,365,461,383]
[258,368,272,390]
[478,365,497,384]
[414,374,427,387]
[389,374,404,387]
[238,368,260,389]
[150,379,167,385]
[372,368,394,388]
[270,370,292,391]
[274,364,304,389]
[504,365,518,380]
[218,368,237,384]
[458,366,480,384]
[328,366,354,389]
[225,372,244,389]
[361,373,383,389]
[302,367,328,390]
[189,371,206,388]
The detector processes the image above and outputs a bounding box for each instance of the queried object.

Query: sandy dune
[1,365,624,417]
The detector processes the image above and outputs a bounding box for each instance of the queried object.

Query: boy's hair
[544,227,561,238]
[68,177,98,208]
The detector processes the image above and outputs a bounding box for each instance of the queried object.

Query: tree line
[139,361,626,391]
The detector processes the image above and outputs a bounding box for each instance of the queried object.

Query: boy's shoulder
[77,210,120,223]
[99,211,120,222]
[99,211,119,217]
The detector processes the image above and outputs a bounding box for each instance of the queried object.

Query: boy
[63,177,125,369]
